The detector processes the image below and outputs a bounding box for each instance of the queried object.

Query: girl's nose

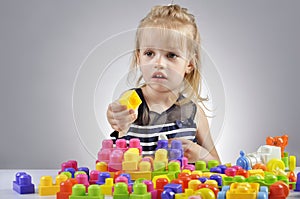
[154,55,166,69]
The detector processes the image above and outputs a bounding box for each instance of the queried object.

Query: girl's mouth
[152,72,167,79]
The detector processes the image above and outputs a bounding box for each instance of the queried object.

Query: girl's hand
[169,138,214,163]
[106,101,137,137]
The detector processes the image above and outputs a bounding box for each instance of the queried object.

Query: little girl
[106,4,220,163]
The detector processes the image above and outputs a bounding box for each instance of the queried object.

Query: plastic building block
[155,178,169,199]
[76,173,90,191]
[98,139,114,163]
[109,149,124,172]
[119,90,142,111]
[57,178,78,199]
[295,172,300,192]
[130,183,151,199]
[197,184,219,198]
[78,167,90,177]
[38,174,68,196]
[187,180,201,191]
[129,138,143,155]
[116,139,128,152]
[174,188,193,199]
[61,171,72,179]
[96,161,108,172]
[12,172,35,194]
[209,174,222,187]
[70,184,104,199]
[114,182,129,199]
[90,170,100,184]
[96,172,111,185]
[127,171,152,181]
[100,178,114,195]
[59,160,78,174]
[123,148,141,171]
[161,183,183,199]
[269,181,289,199]
[266,158,285,174]
[194,188,216,199]
[236,151,251,170]
[195,161,209,172]
[217,182,268,199]
[153,149,168,171]
[177,173,191,190]
[143,180,157,199]
[156,140,168,150]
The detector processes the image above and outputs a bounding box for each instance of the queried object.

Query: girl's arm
[194,104,220,162]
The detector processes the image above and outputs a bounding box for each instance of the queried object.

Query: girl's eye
[167,52,178,59]
[144,51,154,57]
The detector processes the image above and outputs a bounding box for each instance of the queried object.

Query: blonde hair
[129,4,208,105]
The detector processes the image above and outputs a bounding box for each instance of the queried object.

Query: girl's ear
[185,61,194,74]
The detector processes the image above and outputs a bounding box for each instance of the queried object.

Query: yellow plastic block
[100,178,114,195]
[226,182,260,199]
[200,172,212,178]
[191,171,202,176]
[96,161,108,172]
[126,171,152,180]
[188,180,202,191]
[175,188,194,199]
[194,188,215,199]
[122,161,138,171]
[182,170,192,175]
[204,180,218,188]
[139,161,151,171]
[119,90,142,110]
[38,174,68,196]
[248,169,265,178]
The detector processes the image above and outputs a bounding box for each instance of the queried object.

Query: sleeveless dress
[111,88,198,156]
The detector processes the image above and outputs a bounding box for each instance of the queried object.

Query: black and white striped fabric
[112,88,198,156]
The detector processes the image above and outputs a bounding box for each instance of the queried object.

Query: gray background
[1,0,299,169]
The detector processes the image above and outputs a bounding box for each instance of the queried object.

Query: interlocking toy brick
[90,170,100,184]
[130,182,151,199]
[187,180,201,191]
[113,182,129,199]
[38,173,68,196]
[56,178,78,199]
[70,184,104,199]
[76,173,89,191]
[96,161,108,172]
[143,180,157,199]
[96,172,111,185]
[12,172,35,194]
[119,90,142,111]
[161,183,183,199]
[108,149,124,172]
[100,177,114,195]
[123,148,140,171]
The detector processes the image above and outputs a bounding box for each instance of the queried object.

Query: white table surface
[1,169,300,198]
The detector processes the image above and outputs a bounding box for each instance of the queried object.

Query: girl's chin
[146,82,177,92]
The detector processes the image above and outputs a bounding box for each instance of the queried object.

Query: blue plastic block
[12,172,35,194]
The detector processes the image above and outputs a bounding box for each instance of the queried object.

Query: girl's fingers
[109,102,127,112]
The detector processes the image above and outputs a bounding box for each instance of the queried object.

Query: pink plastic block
[102,139,113,150]
[75,174,89,191]
[68,160,78,171]
[108,149,124,172]
[184,164,195,171]
[89,170,100,184]
[182,157,188,168]
[116,139,128,152]
[143,180,157,199]
[98,148,111,163]
[129,138,142,154]
[225,167,237,177]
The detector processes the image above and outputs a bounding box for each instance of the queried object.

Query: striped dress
[111,88,198,156]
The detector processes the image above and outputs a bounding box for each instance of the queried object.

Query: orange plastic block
[38,174,68,196]
[56,178,78,199]
[119,90,142,110]
[266,135,288,157]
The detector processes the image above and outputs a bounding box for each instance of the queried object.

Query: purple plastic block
[96,172,110,185]
[156,140,168,150]
[170,140,183,158]
[210,174,222,186]
[169,149,181,160]
[13,172,35,194]
[217,165,227,174]
[78,167,89,177]
[199,177,208,183]
[295,172,300,191]
[120,173,133,186]
[163,183,182,193]
[65,168,76,178]
[210,167,222,173]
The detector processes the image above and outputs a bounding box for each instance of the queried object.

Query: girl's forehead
[138,28,190,52]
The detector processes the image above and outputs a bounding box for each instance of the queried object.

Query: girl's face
[138,30,193,93]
